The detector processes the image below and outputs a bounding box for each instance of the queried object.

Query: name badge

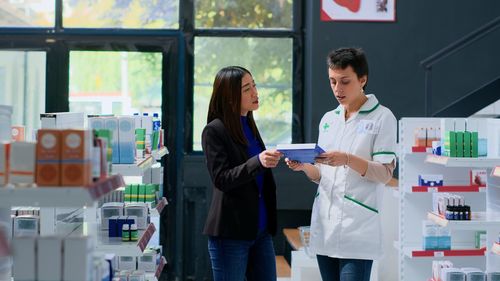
[357,120,379,135]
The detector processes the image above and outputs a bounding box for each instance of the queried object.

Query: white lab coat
[310,94,397,260]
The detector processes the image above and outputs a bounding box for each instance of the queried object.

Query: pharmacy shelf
[493,243,500,255]
[425,155,500,168]
[411,185,486,193]
[493,166,500,178]
[0,175,124,207]
[404,247,486,258]
[427,212,500,229]
[112,156,153,177]
[151,147,169,161]
[96,223,156,256]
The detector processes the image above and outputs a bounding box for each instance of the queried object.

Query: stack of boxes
[124,184,159,207]
[441,119,481,158]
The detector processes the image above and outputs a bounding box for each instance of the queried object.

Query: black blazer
[201,118,277,240]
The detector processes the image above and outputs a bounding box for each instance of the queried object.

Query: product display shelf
[151,146,169,161]
[425,155,500,168]
[397,118,500,281]
[112,156,153,177]
[427,211,500,229]
[493,243,500,255]
[0,175,125,207]
[96,222,156,256]
[411,185,486,193]
[404,247,487,258]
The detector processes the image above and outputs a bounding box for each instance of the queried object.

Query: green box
[456,132,464,158]
[138,184,146,202]
[130,184,139,202]
[475,231,486,249]
[463,131,471,157]
[145,184,157,203]
[471,132,478,158]
[444,131,457,157]
[124,185,132,202]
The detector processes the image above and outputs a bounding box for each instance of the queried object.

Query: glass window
[63,0,179,29]
[195,0,293,29]
[0,0,55,27]
[69,51,162,117]
[193,37,293,151]
[0,50,46,140]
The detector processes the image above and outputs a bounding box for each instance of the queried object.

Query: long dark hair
[207,66,259,146]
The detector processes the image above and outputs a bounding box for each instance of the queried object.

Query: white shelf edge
[112,156,153,177]
[0,175,124,207]
[427,212,500,229]
[151,147,168,161]
[425,155,500,168]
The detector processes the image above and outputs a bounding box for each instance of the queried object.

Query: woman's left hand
[315,151,348,167]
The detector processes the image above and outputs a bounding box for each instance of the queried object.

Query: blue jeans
[208,230,277,281]
[316,255,373,281]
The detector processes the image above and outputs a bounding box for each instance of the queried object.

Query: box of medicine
[13,215,39,237]
[470,170,487,187]
[40,112,84,129]
[37,236,63,281]
[9,141,36,186]
[118,116,135,164]
[463,131,471,157]
[138,250,158,272]
[64,236,93,281]
[130,270,146,281]
[12,236,36,281]
[36,130,61,186]
[441,268,465,281]
[88,116,105,130]
[61,130,92,186]
[418,174,443,187]
[125,203,149,230]
[101,202,124,230]
[119,256,137,271]
[0,142,9,186]
[11,125,25,141]
[105,117,120,164]
[152,166,163,185]
[456,132,464,157]
[131,184,139,202]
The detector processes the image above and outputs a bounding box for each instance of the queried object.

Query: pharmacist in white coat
[286,47,397,281]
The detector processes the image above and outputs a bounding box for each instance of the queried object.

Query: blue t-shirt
[241,116,267,231]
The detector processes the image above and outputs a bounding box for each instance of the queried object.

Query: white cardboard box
[37,236,63,281]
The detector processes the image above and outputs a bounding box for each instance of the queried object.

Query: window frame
[185,0,304,153]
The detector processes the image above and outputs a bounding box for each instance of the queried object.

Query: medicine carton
[61,130,92,186]
[9,142,36,186]
[36,130,61,186]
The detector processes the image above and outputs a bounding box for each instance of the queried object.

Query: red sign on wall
[321,0,396,22]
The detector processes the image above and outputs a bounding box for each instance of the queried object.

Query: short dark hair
[207,66,259,145]
[327,47,369,89]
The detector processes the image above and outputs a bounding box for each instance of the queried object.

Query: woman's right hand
[259,149,282,168]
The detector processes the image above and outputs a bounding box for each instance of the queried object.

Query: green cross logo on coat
[323,123,330,132]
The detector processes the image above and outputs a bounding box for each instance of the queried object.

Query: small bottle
[122,224,130,242]
[130,224,139,241]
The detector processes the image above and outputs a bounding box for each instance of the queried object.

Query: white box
[104,117,120,164]
[9,142,36,186]
[88,117,106,130]
[37,236,63,281]
[141,115,153,135]
[487,119,500,158]
[118,116,135,164]
[63,236,93,281]
[152,166,163,185]
[12,236,36,281]
[40,112,84,129]
[119,256,137,271]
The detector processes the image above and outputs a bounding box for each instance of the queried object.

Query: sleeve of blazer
[202,123,264,193]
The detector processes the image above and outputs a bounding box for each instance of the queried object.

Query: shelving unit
[397,118,500,281]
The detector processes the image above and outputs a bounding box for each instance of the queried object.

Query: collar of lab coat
[333,94,380,116]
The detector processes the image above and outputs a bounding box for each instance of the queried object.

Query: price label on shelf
[155,256,167,278]
[434,251,444,257]
[428,187,437,193]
